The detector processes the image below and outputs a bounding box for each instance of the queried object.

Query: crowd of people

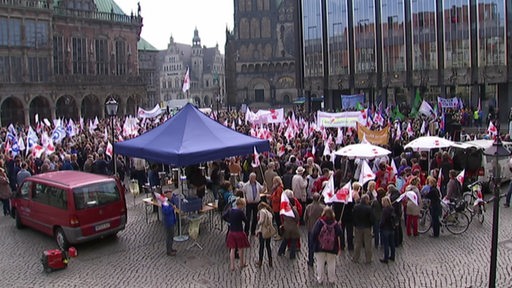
[0,104,509,285]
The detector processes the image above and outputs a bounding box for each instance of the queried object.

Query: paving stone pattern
[2,189,512,288]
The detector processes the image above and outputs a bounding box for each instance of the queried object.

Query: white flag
[419,100,434,117]
[456,170,464,186]
[321,175,335,204]
[182,67,190,93]
[331,181,352,203]
[279,192,295,218]
[358,160,375,185]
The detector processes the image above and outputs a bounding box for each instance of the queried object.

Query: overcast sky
[116,0,234,52]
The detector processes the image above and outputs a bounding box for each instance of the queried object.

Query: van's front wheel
[54,227,69,250]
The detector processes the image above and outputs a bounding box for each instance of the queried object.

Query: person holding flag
[277,190,300,260]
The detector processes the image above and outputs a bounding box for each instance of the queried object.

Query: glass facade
[303,0,323,77]
[327,0,349,75]
[411,0,437,70]
[381,0,405,72]
[443,0,470,68]
[477,0,506,66]
[353,0,376,73]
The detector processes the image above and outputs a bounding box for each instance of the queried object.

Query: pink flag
[331,181,352,203]
[279,192,295,218]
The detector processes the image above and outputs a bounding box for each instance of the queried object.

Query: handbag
[261,211,277,238]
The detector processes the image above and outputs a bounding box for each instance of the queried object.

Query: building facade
[0,0,145,126]
[138,38,160,108]
[158,29,225,109]
[225,0,301,109]
[302,0,511,122]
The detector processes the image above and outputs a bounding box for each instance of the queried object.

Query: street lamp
[483,131,510,288]
[105,97,119,176]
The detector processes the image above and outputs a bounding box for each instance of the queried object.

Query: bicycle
[418,199,471,235]
[462,181,486,224]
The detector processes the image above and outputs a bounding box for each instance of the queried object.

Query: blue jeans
[381,229,395,261]
[278,237,297,259]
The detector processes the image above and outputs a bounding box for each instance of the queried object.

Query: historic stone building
[159,29,225,109]
[0,0,145,125]
[225,0,301,109]
[138,38,160,108]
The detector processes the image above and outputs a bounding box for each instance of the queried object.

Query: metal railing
[0,0,49,9]
[53,7,142,25]
[53,74,144,85]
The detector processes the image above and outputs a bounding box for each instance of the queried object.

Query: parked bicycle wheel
[445,211,470,234]
[418,209,432,234]
[462,192,476,216]
[476,205,485,224]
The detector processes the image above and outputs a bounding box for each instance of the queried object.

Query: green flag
[410,89,422,117]
[392,106,405,121]
[355,102,364,111]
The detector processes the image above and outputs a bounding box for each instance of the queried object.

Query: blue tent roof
[114,103,270,166]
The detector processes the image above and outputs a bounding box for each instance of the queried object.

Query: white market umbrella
[404,136,455,152]
[334,143,391,159]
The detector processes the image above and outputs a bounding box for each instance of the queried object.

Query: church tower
[191,27,204,81]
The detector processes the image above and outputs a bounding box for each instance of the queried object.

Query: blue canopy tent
[114,103,270,166]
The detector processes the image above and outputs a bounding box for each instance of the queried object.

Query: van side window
[73,181,120,210]
[33,183,49,205]
[46,186,67,210]
[19,181,31,199]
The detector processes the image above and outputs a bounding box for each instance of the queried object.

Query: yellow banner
[357,123,389,146]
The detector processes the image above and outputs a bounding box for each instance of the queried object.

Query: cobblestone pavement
[2,188,512,288]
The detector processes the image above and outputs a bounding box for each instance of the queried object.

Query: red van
[11,171,127,249]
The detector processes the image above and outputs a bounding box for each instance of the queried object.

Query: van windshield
[73,181,120,210]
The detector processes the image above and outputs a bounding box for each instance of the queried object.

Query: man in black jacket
[352,194,374,263]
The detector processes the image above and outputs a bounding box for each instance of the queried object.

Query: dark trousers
[278,237,297,259]
[394,222,403,246]
[373,222,380,247]
[258,234,272,262]
[165,225,175,253]
[1,198,10,216]
[245,203,258,235]
[307,231,315,265]
[381,229,395,261]
[341,222,354,250]
[430,205,441,237]
[273,212,282,235]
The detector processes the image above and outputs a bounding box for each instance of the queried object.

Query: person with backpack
[311,206,342,285]
[444,170,461,203]
[379,197,395,263]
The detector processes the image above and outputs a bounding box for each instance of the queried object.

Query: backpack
[318,219,337,251]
